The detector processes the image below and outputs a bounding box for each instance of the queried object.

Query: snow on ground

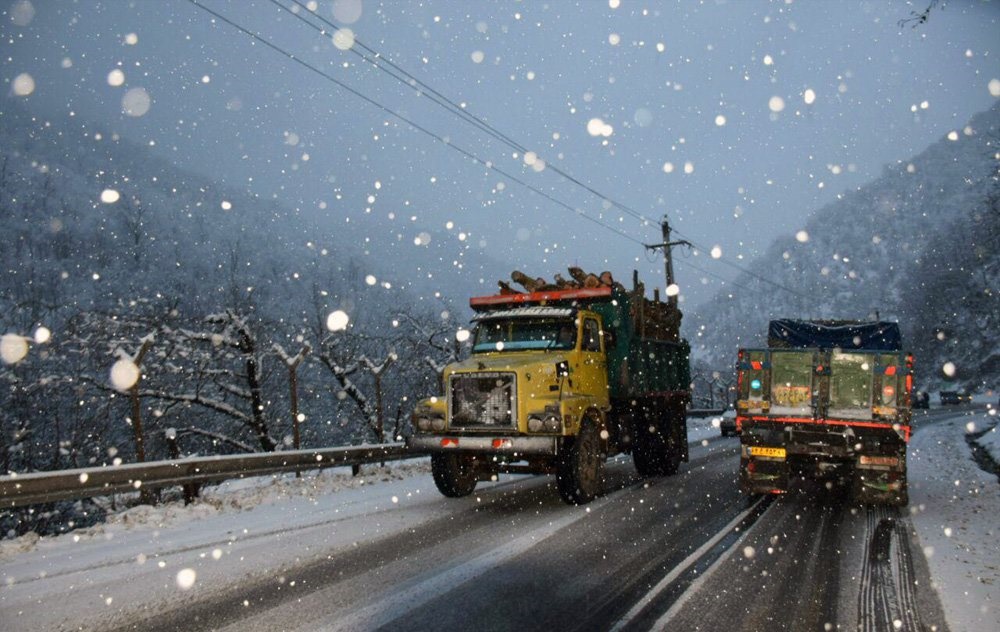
[0,417,723,562]
[975,402,1000,462]
[909,406,1000,632]
[22,412,1000,630]
[0,413,871,631]
[0,459,466,631]
[0,426,721,631]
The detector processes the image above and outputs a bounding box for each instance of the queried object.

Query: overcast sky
[4,0,999,306]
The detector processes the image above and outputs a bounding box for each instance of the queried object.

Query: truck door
[575,315,610,408]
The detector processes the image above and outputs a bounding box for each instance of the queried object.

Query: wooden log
[511,270,546,293]
[554,274,579,289]
[498,280,521,295]
[568,267,588,285]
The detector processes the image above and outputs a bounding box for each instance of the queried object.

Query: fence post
[164,428,199,504]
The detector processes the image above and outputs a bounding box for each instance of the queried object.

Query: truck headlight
[415,417,432,431]
[527,416,544,432]
[431,417,446,431]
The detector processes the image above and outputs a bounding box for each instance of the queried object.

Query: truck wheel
[557,419,605,505]
[431,453,478,498]
[633,424,664,476]
[633,424,680,476]
[662,432,682,475]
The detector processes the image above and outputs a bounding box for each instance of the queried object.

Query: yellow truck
[408,272,690,505]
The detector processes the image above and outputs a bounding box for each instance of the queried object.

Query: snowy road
[1,408,997,631]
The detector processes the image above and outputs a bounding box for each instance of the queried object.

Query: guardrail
[0,443,419,510]
[3,411,731,510]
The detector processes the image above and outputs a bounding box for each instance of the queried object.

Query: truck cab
[411,305,610,445]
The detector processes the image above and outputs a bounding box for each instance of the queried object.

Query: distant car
[718,409,738,437]
[912,390,930,409]
[940,390,972,405]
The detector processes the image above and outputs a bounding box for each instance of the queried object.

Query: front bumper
[407,434,558,455]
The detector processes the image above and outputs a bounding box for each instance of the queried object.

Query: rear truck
[736,319,913,506]
[407,270,691,505]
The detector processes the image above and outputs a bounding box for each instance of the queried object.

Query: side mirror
[556,360,570,377]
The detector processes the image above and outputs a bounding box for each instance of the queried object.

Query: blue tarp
[767,320,902,351]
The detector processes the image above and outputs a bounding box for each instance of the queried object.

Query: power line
[269,1,804,299]
[667,227,808,299]
[272,0,654,226]
[276,0,531,157]
[186,0,644,248]
[189,1,797,299]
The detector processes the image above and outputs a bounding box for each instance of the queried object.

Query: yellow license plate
[750,446,786,458]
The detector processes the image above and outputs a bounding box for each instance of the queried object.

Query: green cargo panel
[769,350,813,416]
[829,352,875,420]
[590,291,689,400]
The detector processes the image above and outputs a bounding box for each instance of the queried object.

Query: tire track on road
[858,507,926,632]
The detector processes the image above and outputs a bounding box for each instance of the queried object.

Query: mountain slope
[690,103,999,391]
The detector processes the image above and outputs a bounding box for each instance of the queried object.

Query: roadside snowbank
[0,460,431,561]
[909,410,1000,632]
[974,404,999,463]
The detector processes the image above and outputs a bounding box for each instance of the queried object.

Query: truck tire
[431,453,478,498]
[557,418,605,505]
[633,423,663,476]
[633,421,681,477]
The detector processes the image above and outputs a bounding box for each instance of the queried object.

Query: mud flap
[852,452,908,506]
[739,450,790,495]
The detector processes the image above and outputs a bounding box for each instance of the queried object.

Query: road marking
[610,497,767,631]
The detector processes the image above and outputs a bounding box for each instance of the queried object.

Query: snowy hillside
[690,103,1000,393]
[0,99,504,510]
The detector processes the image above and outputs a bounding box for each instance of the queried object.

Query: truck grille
[449,372,516,429]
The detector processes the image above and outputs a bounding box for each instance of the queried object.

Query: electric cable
[186,0,645,249]
[272,0,804,297]
[189,0,799,298]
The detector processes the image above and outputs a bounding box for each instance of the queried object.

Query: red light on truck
[492,439,513,449]
[441,438,459,448]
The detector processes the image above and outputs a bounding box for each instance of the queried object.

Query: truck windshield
[473,319,576,353]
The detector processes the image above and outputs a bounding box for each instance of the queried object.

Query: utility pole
[644,216,691,307]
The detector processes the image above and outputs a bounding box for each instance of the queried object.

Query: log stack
[497,267,682,342]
